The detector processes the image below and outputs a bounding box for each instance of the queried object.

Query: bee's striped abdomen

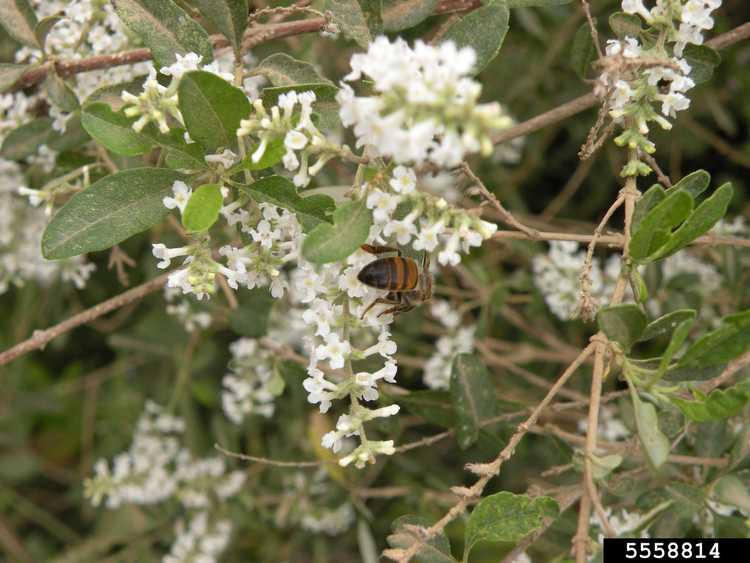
[358,257,419,291]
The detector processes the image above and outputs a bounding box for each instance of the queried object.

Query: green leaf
[596,304,647,352]
[253,53,334,87]
[639,309,696,342]
[0,62,28,92]
[182,183,223,232]
[669,381,750,423]
[649,183,733,261]
[683,44,721,84]
[178,70,251,151]
[301,198,372,263]
[140,126,207,170]
[657,318,695,378]
[47,113,91,152]
[228,288,275,338]
[34,13,62,50]
[387,515,455,563]
[45,71,80,112]
[630,388,670,468]
[631,184,666,232]
[42,168,184,259]
[81,102,154,156]
[629,189,693,261]
[570,23,595,79]
[192,0,247,52]
[238,176,335,232]
[0,117,53,160]
[0,0,39,47]
[609,11,642,38]
[714,475,750,514]
[112,0,213,69]
[668,169,710,199]
[450,353,496,449]
[325,0,382,49]
[382,0,437,32]
[441,3,510,74]
[395,390,456,428]
[677,310,750,369]
[230,137,285,172]
[84,76,147,110]
[464,492,559,561]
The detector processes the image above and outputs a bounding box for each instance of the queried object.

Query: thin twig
[491,229,750,249]
[384,343,596,562]
[580,1,603,59]
[461,162,539,238]
[215,444,321,468]
[0,273,169,367]
[699,348,750,394]
[640,152,672,187]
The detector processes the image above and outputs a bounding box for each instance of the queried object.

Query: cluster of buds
[237,91,342,187]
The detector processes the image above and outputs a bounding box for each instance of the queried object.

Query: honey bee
[357,244,433,318]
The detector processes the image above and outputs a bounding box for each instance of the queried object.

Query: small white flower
[316,333,351,370]
[284,130,308,151]
[163,181,192,213]
[389,166,417,194]
[366,189,401,223]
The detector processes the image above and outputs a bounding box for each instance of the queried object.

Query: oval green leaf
[441,3,509,74]
[112,0,213,68]
[450,353,497,449]
[182,183,223,232]
[0,117,54,160]
[464,492,559,561]
[81,102,153,156]
[178,70,251,151]
[596,304,647,352]
[301,198,372,263]
[0,0,39,47]
[192,0,247,52]
[42,168,184,259]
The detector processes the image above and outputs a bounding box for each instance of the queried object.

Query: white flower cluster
[577,406,631,442]
[122,52,238,136]
[597,1,722,174]
[590,507,651,541]
[19,0,153,103]
[622,0,722,56]
[301,503,356,536]
[164,287,213,333]
[292,248,402,467]
[423,301,476,390]
[0,159,95,294]
[533,241,621,320]
[86,402,245,561]
[222,337,282,424]
[164,512,233,563]
[238,90,340,187]
[337,37,512,166]
[366,166,498,266]
[282,470,355,536]
[154,183,301,300]
[661,252,721,294]
[86,401,245,509]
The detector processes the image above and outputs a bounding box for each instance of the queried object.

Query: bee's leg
[361,293,401,319]
[377,294,412,317]
[361,244,401,257]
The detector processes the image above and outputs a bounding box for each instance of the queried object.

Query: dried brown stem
[384,343,596,562]
[0,273,169,367]
[461,162,539,238]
